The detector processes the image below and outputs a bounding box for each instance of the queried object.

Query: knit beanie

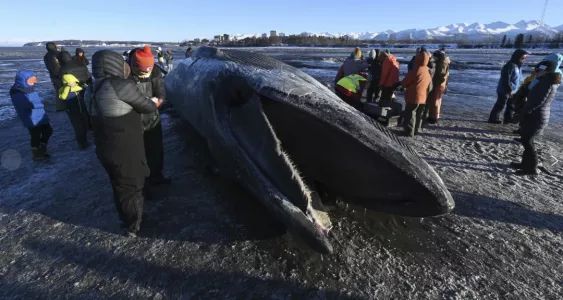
[353,48,362,59]
[543,53,563,74]
[134,45,155,72]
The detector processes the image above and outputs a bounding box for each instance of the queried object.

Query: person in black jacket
[366,49,381,103]
[127,46,170,186]
[510,60,561,176]
[43,42,65,111]
[73,48,89,66]
[90,50,158,237]
[59,51,93,148]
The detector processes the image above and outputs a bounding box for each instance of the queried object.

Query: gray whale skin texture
[164,46,455,254]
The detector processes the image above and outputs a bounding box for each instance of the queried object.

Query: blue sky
[0,0,560,45]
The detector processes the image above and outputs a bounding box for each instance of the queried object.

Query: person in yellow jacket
[59,74,90,148]
[156,47,164,69]
[335,73,368,110]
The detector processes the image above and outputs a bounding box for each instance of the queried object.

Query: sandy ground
[1,96,563,300]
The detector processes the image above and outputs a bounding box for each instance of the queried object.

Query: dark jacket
[367,49,381,81]
[59,51,92,86]
[433,51,451,87]
[91,50,157,164]
[91,50,156,118]
[521,72,561,135]
[73,48,89,66]
[9,70,50,128]
[43,42,60,81]
[127,48,166,131]
[497,49,528,95]
[135,67,165,131]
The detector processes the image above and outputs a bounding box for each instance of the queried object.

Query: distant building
[279,33,286,37]
[270,30,277,37]
[223,34,230,41]
[214,35,222,42]
[194,38,201,43]
[262,33,268,38]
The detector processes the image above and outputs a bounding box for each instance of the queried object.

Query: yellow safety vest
[337,74,367,93]
[58,74,84,100]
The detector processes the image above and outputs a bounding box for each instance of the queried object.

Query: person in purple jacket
[9,69,53,161]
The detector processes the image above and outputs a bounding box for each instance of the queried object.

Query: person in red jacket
[378,49,400,101]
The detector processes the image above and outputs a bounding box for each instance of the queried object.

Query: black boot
[31,147,47,161]
[509,162,524,169]
[148,174,171,186]
[512,129,521,134]
[488,119,502,124]
[515,169,539,176]
[39,142,51,158]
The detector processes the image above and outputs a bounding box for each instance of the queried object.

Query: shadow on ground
[452,191,563,232]
[8,237,364,300]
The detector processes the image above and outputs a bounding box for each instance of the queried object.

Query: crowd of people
[334,46,451,137]
[7,43,561,236]
[8,43,194,237]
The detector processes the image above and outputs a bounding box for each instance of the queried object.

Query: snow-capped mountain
[235,20,563,42]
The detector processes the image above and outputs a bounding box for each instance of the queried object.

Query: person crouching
[397,51,432,137]
[9,70,53,160]
[128,46,170,186]
[335,73,369,111]
[90,50,159,237]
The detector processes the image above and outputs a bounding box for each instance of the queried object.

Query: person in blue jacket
[488,49,530,124]
[9,70,53,161]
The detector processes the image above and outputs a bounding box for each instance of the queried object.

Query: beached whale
[163,47,455,254]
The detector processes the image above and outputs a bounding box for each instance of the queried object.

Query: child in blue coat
[9,70,53,160]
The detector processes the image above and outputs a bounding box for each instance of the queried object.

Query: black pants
[144,121,165,179]
[51,79,65,112]
[520,132,538,171]
[99,158,146,233]
[28,124,53,148]
[380,87,395,101]
[366,79,380,102]
[66,94,90,146]
[489,93,514,122]
[403,104,425,137]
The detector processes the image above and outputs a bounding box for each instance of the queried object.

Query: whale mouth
[255,89,454,218]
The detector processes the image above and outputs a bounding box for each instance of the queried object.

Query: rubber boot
[39,143,51,158]
[31,147,47,161]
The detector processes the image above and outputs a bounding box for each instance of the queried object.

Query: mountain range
[230,20,563,42]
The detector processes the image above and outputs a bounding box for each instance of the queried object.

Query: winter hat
[134,45,154,72]
[353,48,362,59]
[543,53,563,74]
[536,60,554,73]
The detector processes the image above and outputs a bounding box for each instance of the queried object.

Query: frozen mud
[1,46,563,299]
[1,92,562,299]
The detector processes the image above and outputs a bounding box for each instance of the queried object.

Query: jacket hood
[59,51,73,66]
[75,48,84,55]
[543,53,563,74]
[415,51,430,68]
[368,49,379,60]
[14,69,36,88]
[46,42,58,53]
[433,50,445,61]
[92,50,129,79]
[510,49,529,65]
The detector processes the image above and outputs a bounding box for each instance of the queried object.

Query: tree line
[181,33,563,49]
